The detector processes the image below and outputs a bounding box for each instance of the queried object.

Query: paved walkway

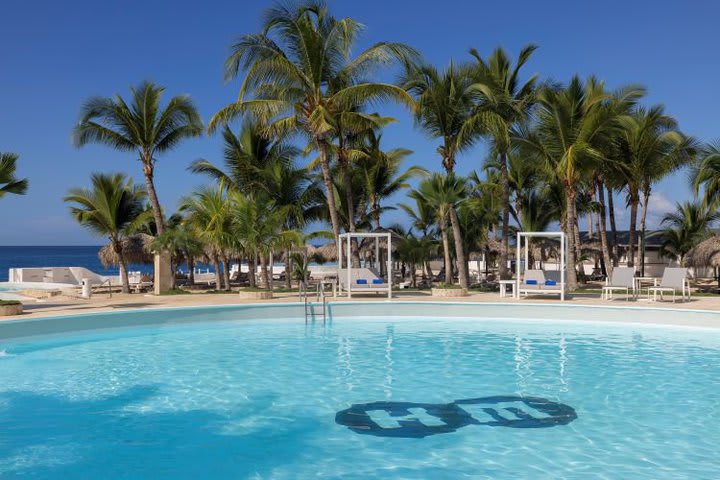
[3,289,720,324]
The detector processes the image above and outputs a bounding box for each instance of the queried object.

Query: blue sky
[1,0,718,245]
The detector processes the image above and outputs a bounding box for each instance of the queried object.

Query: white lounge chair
[517,269,564,298]
[601,267,635,301]
[647,268,689,302]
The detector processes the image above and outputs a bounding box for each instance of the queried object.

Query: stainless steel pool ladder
[303,282,327,323]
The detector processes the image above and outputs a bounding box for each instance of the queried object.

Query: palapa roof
[684,236,720,268]
[98,233,155,268]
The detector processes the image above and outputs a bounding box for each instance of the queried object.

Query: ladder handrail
[304,281,327,323]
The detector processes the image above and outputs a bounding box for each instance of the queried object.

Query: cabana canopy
[515,231,567,301]
[338,232,393,298]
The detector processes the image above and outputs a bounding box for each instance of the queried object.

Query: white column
[515,232,521,298]
[347,235,352,298]
[387,234,392,299]
[560,233,565,301]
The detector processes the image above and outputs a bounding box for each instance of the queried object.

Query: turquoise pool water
[1,314,719,478]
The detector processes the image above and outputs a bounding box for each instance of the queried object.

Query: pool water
[1,316,719,478]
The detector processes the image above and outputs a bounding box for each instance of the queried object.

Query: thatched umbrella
[315,242,338,262]
[98,234,154,268]
[684,236,720,268]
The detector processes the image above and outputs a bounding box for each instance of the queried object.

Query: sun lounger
[517,269,564,298]
[647,268,689,302]
[601,267,635,301]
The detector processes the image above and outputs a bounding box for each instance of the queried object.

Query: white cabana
[338,232,392,298]
[515,231,567,301]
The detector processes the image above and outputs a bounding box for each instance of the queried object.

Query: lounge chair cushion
[356,279,368,285]
[372,279,384,285]
[525,280,538,285]
[545,280,556,286]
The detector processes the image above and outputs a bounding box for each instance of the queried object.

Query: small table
[499,280,516,298]
[634,277,658,299]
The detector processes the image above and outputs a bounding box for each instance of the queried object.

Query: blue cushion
[525,279,538,285]
[372,279,384,285]
[356,279,368,285]
[545,280,557,286]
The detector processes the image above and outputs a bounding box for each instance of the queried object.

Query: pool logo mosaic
[335,395,577,438]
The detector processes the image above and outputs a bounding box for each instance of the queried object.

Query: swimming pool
[1,303,719,478]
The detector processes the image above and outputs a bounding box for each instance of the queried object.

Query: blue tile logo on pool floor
[335,396,577,438]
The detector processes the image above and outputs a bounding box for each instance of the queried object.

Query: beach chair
[601,267,635,301]
[647,268,689,302]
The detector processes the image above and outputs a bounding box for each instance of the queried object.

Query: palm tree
[0,153,29,200]
[659,201,719,264]
[693,141,720,211]
[403,62,477,287]
[64,173,148,293]
[411,173,468,286]
[210,0,416,242]
[614,105,694,270]
[73,81,203,235]
[151,226,204,288]
[179,187,234,290]
[514,76,644,289]
[358,132,426,229]
[466,45,538,279]
[231,191,299,289]
[190,120,322,286]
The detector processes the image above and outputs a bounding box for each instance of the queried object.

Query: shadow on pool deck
[0,386,319,478]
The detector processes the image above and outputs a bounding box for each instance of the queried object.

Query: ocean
[0,246,153,282]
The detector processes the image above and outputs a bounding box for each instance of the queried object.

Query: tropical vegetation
[57,0,720,294]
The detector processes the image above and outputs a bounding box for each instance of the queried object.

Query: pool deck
[2,289,719,327]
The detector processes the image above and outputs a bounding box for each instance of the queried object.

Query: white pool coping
[0,301,719,343]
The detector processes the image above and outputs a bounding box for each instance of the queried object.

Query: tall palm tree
[210,0,416,242]
[659,201,719,264]
[514,76,644,289]
[73,81,203,235]
[466,44,538,279]
[358,132,426,229]
[403,62,477,287]
[614,105,694,270]
[410,173,468,286]
[0,152,29,200]
[64,173,149,293]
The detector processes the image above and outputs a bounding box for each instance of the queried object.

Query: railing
[100,278,113,298]
[302,282,327,323]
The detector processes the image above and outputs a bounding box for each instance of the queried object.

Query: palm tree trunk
[141,158,165,235]
[565,185,579,290]
[628,190,639,268]
[222,256,231,291]
[213,255,222,290]
[260,253,270,289]
[114,239,130,294]
[169,255,176,290]
[607,186,619,266]
[596,177,613,278]
[440,216,452,284]
[639,186,651,276]
[187,256,195,285]
[448,206,468,288]
[317,139,341,241]
[284,248,292,289]
[248,255,257,288]
[499,153,511,280]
